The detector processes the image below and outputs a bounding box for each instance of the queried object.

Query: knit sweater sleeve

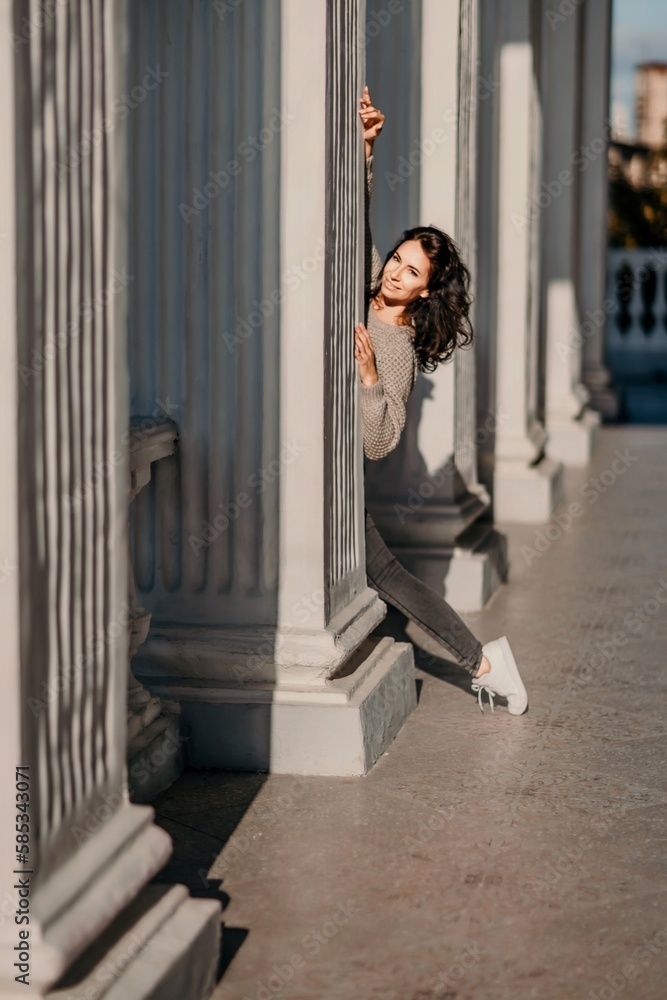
[364,155,384,292]
[360,338,415,461]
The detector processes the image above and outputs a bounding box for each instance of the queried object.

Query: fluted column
[363,0,508,610]
[130,0,416,776]
[491,0,564,522]
[0,0,219,1000]
[578,0,619,421]
[540,0,601,465]
[0,3,219,995]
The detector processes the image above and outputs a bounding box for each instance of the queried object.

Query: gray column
[130,0,416,775]
[540,0,601,465]
[577,0,619,420]
[364,0,509,609]
[491,0,564,522]
[0,2,219,995]
[365,0,422,259]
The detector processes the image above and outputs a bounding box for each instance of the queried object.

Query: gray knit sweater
[361,156,419,461]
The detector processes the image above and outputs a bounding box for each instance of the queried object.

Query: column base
[366,489,489,547]
[48,884,220,1000]
[388,522,509,612]
[583,364,621,421]
[0,807,174,996]
[134,586,387,687]
[140,636,417,776]
[128,713,185,805]
[545,408,601,466]
[493,457,564,523]
[586,385,621,422]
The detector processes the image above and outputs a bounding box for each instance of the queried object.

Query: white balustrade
[606,248,667,374]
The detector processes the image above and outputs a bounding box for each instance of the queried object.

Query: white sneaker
[471,635,528,716]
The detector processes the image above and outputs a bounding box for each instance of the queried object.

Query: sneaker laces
[471,681,495,714]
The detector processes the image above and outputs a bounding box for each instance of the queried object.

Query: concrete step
[48,884,220,1000]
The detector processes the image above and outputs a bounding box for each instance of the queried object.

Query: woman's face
[381,240,431,306]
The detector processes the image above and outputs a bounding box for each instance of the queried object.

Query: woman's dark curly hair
[370,226,474,372]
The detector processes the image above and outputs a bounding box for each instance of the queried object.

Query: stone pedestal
[141,636,416,776]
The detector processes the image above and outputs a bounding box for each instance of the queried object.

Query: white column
[578,0,619,420]
[364,0,508,610]
[492,0,564,522]
[0,3,219,995]
[130,0,416,776]
[541,0,601,465]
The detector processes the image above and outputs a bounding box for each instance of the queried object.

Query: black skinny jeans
[364,509,483,676]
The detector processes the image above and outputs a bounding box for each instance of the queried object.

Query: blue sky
[611,0,667,136]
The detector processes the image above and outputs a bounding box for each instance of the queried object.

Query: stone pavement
[152,426,667,1000]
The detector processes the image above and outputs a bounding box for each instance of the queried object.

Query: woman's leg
[364,509,483,676]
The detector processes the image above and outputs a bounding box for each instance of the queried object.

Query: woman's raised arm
[359,85,385,159]
[359,86,385,292]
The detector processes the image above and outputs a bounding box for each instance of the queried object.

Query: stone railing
[605,248,667,375]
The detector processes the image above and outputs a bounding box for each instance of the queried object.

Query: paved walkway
[153,426,667,1000]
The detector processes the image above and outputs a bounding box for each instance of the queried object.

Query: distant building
[635,61,667,150]
[608,138,667,189]
[611,99,631,142]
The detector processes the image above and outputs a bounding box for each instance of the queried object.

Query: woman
[356,86,528,716]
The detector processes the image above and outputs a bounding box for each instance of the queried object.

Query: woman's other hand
[359,85,385,159]
[354,323,379,386]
